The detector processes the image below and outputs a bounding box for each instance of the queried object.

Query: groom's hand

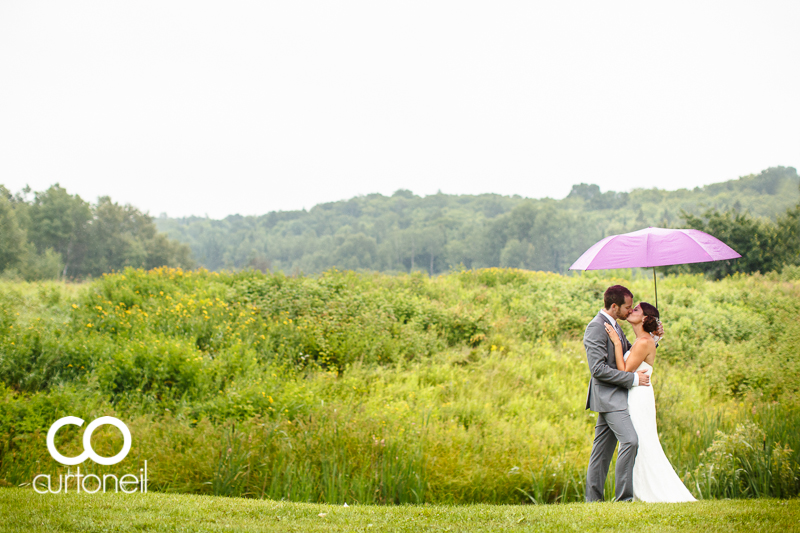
[636,370,650,386]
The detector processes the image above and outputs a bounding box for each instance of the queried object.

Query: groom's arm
[585,322,636,388]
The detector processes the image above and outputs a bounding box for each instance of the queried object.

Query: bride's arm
[603,323,625,371]
[624,337,654,372]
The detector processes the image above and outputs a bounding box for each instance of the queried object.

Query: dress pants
[585,409,639,502]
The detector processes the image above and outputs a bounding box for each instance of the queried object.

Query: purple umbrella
[569,227,741,307]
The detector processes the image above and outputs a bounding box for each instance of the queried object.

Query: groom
[584,285,651,502]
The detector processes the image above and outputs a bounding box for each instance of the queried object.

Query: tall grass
[0,268,798,503]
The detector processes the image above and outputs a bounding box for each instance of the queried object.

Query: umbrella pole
[653,267,658,309]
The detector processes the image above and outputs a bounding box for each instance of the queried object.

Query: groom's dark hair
[604,285,633,309]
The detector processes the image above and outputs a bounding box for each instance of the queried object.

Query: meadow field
[1,267,798,505]
[1,489,798,532]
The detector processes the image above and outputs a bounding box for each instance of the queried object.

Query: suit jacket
[584,311,635,413]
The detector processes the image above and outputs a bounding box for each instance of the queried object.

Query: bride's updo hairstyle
[639,302,660,333]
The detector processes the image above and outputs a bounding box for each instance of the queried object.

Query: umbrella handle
[653,267,658,309]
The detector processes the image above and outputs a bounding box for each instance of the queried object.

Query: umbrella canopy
[569,227,741,271]
[569,227,741,309]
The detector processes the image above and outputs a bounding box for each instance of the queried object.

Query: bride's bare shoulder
[635,336,656,352]
[638,336,657,363]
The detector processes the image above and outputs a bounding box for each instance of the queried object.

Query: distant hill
[155,166,799,275]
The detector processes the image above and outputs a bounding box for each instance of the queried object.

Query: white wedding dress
[624,346,697,502]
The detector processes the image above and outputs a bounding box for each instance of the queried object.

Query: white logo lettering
[46,416,132,466]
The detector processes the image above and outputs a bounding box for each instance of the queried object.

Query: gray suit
[584,311,639,502]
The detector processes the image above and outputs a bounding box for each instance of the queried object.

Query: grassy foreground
[0,489,797,533]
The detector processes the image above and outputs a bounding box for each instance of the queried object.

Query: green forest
[155,166,800,276]
[2,166,799,282]
[1,267,798,503]
[0,185,194,281]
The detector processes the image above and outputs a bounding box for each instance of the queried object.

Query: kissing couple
[584,285,696,503]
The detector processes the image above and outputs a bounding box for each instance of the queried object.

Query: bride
[604,302,696,503]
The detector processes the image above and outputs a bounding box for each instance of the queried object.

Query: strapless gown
[625,350,697,502]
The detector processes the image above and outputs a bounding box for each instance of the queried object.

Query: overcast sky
[1,2,798,219]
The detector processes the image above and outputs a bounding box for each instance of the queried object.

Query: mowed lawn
[1,489,797,532]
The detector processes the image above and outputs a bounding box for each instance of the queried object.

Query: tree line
[668,204,800,279]
[0,184,193,280]
[155,166,800,277]
[1,167,798,281]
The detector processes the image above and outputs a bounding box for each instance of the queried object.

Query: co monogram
[46,416,132,466]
